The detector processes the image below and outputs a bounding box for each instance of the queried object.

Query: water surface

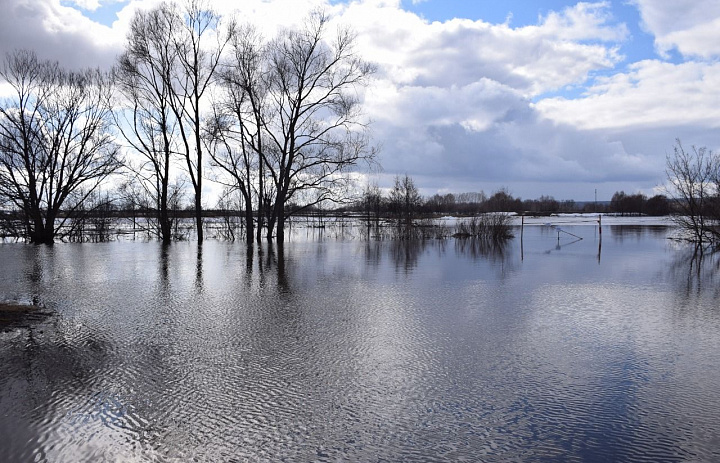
[1,223,719,462]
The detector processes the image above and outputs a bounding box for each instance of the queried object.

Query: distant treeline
[0,180,675,242]
[340,176,672,218]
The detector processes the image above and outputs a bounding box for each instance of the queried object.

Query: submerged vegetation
[453,215,514,241]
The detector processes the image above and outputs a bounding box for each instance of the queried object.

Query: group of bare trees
[209,12,375,243]
[3,4,717,249]
[114,1,229,243]
[0,1,374,244]
[609,191,669,216]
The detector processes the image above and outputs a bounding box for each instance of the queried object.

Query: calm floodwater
[1,223,719,462]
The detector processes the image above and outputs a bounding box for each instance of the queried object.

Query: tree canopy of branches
[360,182,382,225]
[210,11,375,242]
[608,191,668,216]
[665,139,720,247]
[0,50,121,244]
[610,191,647,216]
[485,188,523,213]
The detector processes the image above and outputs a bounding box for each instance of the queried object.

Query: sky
[1,0,720,201]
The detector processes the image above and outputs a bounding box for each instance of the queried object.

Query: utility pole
[594,188,597,213]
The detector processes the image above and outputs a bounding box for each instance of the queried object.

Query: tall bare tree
[360,181,382,226]
[166,0,231,243]
[115,3,180,243]
[389,174,421,225]
[205,24,268,244]
[261,12,376,241]
[0,50,121,244]
[214,12,374,242]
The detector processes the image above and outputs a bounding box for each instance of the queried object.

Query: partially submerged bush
[454,213,514,241]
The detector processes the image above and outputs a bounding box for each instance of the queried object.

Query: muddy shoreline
[0,302,53,330]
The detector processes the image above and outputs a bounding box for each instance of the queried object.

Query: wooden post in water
[520,215,524,261]
[597,214,602,264]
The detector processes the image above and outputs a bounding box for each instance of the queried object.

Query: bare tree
[205,24,268,244]
[389,174,422,226]
[115,3,181,243]
[205,109,258,243]
[665,139,720,247]
[0,50,121,244]
[360,181,382,226]
[166,0,232,243]
[257,12,375,241]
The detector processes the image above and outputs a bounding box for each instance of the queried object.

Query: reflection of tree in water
[647,225,671,238]
[388,239,425,273]
[364,234,515,274]
[195,243,204,292]
[18,246,56,301]
[453,237,517,277]
[158,242,171,293]
[610,225,644,241]
[667,248,720,302]
[610,225,670,241]
[454,237,511,263]
[363,241,383,268]
[253,242,291,295]
[244,244,254,277]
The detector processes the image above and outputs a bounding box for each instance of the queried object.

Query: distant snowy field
[437,214,674,228]
[515,214,673,227]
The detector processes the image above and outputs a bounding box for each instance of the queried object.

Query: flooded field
[1,220,719,462]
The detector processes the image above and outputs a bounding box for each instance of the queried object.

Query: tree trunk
[276,214,285,243]
[256,163,264,243]
[160,209,172,243]
[244,205,254,245]
[30,217,54,244]
[195,188,203,243]
[266,216,275,241]
[267,195,284,241]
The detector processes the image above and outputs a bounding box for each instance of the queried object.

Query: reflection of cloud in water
[526,283,719,459]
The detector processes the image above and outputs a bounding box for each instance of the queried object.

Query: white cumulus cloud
[535,60,720,130]
[633,0,720,59]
